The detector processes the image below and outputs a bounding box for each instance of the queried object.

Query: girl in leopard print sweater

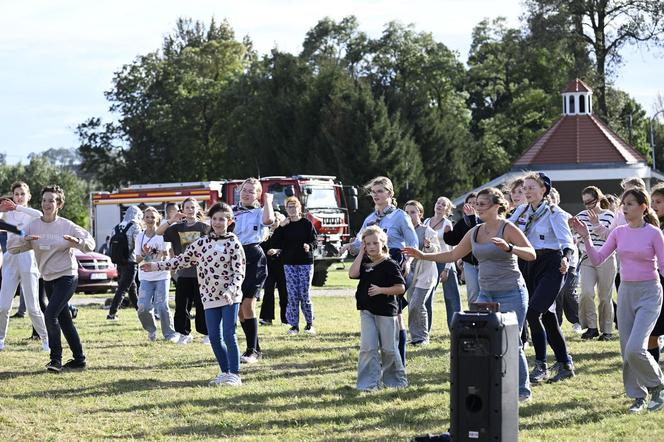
[142,202,246,386]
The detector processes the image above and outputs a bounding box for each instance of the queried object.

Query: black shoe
[63,359,87,370]
[581,328,599,340]
[548,361,575,383]
[69,306,78,319]
[46,360,62,372]
[106,314,118,321]
[259,319,273,326]
[598,333,613,341]
[10,312,25,319]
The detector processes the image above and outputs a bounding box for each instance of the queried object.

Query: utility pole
[650,110,664,171]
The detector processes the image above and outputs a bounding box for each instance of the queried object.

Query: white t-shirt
[134,231,170,281]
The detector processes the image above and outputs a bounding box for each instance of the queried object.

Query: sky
[1,0,663,164]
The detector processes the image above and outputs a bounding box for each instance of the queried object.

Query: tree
[525,0,664,118]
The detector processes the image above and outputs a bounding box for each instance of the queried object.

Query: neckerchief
[208,231,233,241]
[368,205,396,227]
[515,200,549,235]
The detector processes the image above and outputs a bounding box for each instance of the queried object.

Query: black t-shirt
[271,218,317,265]
[163,221,210,278]
[353,258,405,317]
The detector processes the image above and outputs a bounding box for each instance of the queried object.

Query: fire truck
[90,176,358,286]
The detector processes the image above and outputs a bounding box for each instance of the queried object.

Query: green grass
[1,281,664,441]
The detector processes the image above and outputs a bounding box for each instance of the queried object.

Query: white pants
[0,251,47,341]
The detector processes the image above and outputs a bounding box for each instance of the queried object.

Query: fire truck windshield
[304,187,339,209]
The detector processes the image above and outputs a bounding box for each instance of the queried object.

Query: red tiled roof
[562,79,592,93]
[514,115,646,167]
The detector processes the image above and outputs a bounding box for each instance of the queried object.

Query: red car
[74,249,118,294]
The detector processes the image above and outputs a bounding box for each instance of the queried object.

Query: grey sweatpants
[618,280,664,399]
[407,286,431,343]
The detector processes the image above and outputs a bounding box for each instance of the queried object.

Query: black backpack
[109,222,133,265]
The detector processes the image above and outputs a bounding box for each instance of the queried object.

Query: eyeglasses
[473,202,494,209]
[583,198,597,207]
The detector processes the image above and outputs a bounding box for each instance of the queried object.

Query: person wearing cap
[510,172,576,384]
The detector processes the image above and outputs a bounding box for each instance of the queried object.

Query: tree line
[4,1,664,226]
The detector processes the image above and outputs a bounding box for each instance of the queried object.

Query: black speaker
[449,311,519,441]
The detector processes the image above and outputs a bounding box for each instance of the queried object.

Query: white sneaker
[0,340,5,351]
[209,372,230,386]
[572,323,583,334]
[177,334,193,345]
[166,334,180,343]
[202,335,210,344]
[223,373,242,386]
[41,339,50,352]
[148,332,157,342]
[240,350,260,364]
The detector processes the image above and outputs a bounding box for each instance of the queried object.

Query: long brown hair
[621,188,659,227]
[477,187,509,216]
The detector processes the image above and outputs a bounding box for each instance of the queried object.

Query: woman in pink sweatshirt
[571,188,664,414]
[10,185,95,373]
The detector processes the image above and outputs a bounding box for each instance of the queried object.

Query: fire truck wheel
[311,270,328,287]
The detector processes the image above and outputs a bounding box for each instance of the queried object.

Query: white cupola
[561,79,593,116]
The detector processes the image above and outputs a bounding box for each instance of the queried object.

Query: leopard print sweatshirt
[155,232,246,309]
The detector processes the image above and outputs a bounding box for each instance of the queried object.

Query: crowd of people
[1,173,664,414]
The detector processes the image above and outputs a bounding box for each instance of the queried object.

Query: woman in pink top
[571,188,664,414]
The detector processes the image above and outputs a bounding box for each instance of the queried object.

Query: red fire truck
[90,176,357,286]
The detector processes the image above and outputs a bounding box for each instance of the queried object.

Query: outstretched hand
[569,217,590,238]
[401,247,423,260]
[0,199,17,212]
[63,235,80,244]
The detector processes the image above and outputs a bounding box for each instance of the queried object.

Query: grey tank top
[470,221,524,291]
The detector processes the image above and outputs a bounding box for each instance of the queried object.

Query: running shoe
[46,360,62,372]
[63,359,87,370]
[240,350,261,364]
[529,360,549,383]
[303,324,316,335]
[629,397,648,413]
[287,326,299,335]
[648,384,664,412]
[547,361,575,383]
[178,334,193,345]
[148,332,157,342]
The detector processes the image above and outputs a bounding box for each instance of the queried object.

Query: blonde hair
[361,225,389,255]
[621,176,646,190]
[435,196,455,217]
[284,196,302,210]
[143,206,162,224]
[365,176,397,207]
[241,177,262,198]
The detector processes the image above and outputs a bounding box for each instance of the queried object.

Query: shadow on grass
[519,399,623,430]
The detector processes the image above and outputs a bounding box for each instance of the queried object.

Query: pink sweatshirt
[585,223,664,281]
[9,217,95,281]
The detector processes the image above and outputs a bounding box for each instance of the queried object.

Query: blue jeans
[477,282,531,398]
[204,303,240,374]
[426,263,461,332]
[357,310,407,390]
[463,262,480,305]
[44,276,84,363]
[137,279,177,339]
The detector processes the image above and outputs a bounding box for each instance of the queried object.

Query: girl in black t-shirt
[349,226,407,391]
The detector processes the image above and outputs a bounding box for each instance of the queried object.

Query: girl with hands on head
[349,225,407,391]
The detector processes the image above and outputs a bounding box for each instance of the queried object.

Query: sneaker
[46,360,62,372]
[598,333,613,341]
[166,334,180,343]
[287,326,299,335]
[0,340,5,351]
[581,328,599,340]
[202,335,210,345]
[572,323,583,334]
[223,373,242,386]
[648,384,664,412]
[240,350,261,364]
[548,361,575,383]
[304,324,316,334]
[259,319,273,326]
[519,393,532,403]
[106,314,118,321]
[63,359,87,370]
[41,339,50,352]
[529,360,549,384]
[629,397,648,413]
[148,332,157,342]
[70,306,78,319]
[209,372,230,386]
[177,334,193,345]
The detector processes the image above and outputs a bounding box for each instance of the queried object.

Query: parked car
[74,249,118,294]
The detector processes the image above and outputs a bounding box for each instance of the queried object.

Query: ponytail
[645,207,660,228]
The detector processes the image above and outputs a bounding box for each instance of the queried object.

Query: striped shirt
[575,209,615,261]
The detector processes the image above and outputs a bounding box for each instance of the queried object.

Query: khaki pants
[579,256,616,333]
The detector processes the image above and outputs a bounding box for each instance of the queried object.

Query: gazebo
[456,79,664,215]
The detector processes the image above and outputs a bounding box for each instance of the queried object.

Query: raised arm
[403,229,473,263]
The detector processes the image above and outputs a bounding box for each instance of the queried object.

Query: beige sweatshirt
[9,216,95,281]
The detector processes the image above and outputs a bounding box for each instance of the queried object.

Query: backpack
[109,222,133,265]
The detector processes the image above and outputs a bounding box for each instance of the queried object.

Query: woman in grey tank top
[403,187,536,402]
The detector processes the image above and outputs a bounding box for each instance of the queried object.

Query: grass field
[1,269,664,441]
